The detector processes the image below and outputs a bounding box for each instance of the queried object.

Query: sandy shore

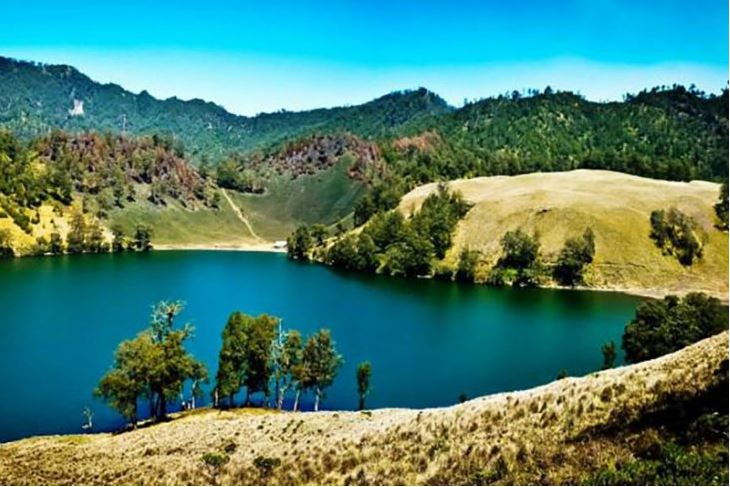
[152,242,286,253]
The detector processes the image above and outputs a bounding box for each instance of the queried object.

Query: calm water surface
[0,251,643,442]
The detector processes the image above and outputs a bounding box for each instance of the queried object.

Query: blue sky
[1,0,727,115]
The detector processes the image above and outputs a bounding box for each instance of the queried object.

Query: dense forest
[0,56,449,162]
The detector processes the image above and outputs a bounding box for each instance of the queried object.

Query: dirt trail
[220,189,262,241]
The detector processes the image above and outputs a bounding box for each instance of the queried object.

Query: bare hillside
[398,170,728,299]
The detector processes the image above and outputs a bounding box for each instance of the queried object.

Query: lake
[0,251,643,442]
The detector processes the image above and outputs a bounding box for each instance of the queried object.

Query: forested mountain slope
[0,56,450,162]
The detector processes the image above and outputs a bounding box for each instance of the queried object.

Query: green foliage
[1,57,449,162]
[287,225,312,260]
[133,225,153,251]
[95,301,207,423]
[410,183,472,258]
[390,86,728,186]
[0,229,13,258]
[380,225,434,277]
[319,185,468,278]
[214,312,250,405]
[214,313,278,406]
[601,341,616,369]
[301,329,344,411]
[588,442,728,486]
[456,248,480,282]
[622,293,728,364]
[714,182,728,230]
[326,234,359,270]
[553,228,596,286]
[356,361,372,410]
[66,211,86,254]
[489,229,542,287]
[650,208,707,265]
[242,314,278,402]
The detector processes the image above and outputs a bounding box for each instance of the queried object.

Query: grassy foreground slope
[399,170,728,298]
[0,332,726,485]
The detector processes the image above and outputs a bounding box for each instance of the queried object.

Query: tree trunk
[358,395,365,411]
[314,387,321,412]
[277,385,287,410]
[293,390,300,412]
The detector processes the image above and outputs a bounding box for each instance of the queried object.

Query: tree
[553,228,596,286]
[111,224,127,252]
[649,208,706,265]
[499,228,540,269]
[381,226,434,277]
[456,248,479,282]
[66,211,86,254]
[286,225,312,261]
[354,232,379,272]
[133,225,153,251]
[601,341,616,369]
[0,229,13,258]
[356,361,372,410]
[214,312,250,407]
[95,331,157,426]
[326,234,358,270]
[309,225,329,246]
[714,181,728,230]
[622,293,727,363]
[302,329,343,411]
[96,301,207,423]
[86,219,108,253]
[490,229,542,286]
[275,329,303,410]
[49,232,64,254]
[243,314,278,405]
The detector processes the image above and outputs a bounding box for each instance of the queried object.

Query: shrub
[553,228,595,286]
[622,293,727,363]
[649,208,706,265]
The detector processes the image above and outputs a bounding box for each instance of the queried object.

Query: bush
[650,208,706,265]
[456,248,479,282]
[622,293,727,363]
[553,228,595,286]
[489,229,542,286]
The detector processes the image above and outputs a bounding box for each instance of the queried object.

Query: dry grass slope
[398,170,728,299]
[1,332,726,485]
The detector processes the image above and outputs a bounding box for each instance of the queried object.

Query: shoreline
[150,245,728,302]
[152,242,287,253]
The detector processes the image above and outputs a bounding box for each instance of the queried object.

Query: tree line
[96,301,373,429]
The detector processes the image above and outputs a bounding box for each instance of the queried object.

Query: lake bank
[1,331,725,484]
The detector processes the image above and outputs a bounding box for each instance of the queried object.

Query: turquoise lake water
[0,251,643,442]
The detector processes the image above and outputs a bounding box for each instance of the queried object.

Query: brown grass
[1,332,726,485]
[399,170,728,299]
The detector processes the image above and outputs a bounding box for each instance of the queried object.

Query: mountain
[0,56,452,162]
[0,331,726,484]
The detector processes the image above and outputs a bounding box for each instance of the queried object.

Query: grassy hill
[395,170,728,299]
[0,331,726,485]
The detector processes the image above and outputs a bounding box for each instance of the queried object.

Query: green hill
[0,56,451,162]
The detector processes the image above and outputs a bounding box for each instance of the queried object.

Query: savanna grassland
[397,170,728,299]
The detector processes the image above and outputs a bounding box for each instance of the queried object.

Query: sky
[1,0,727,115]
